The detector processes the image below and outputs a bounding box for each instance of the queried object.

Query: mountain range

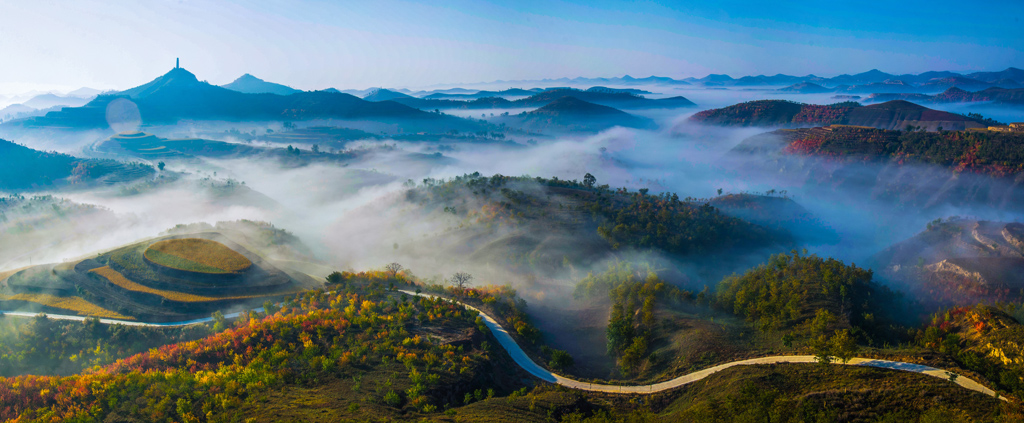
[12,67,481,131]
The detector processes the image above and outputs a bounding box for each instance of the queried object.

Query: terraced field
[144,238,252,274]
[89,266,297,303]
[0,292,132,319]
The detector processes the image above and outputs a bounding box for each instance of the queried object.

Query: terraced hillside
[0,230,318,322]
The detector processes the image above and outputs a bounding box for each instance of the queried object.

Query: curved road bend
[0,289,1005,400]
[398,290,1006,400]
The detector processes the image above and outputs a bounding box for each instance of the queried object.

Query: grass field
[90,265,295,303]
[144,238,252,274]
[0,292,132,320]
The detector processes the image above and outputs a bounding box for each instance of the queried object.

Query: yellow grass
[90,266,295,303]
[145,238,252,273]
[0,292,133,320]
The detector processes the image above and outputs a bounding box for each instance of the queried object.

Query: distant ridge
[221,74,300,95]
[505,96,654,132]
[866,86,1024,105]
[690,99,988,131]
[13,67,484,132]
[362,88,413,102]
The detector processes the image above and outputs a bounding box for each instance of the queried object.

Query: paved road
[0,308,263,327]
[399,290,1006,400]
[1,288,1005,400]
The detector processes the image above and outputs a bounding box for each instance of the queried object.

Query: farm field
[144,238,253,274]
[0,292,132,319]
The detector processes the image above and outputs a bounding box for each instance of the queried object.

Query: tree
[157,161,166,171]
[829,329,858,364]
[211,311,226,332]
[451,272,473,292]
[583,173,596,188]
[717,188,723,195]
[385,262,404,278]
[311,144,320,154]
[811,334,832,365]
[325,271,343,285]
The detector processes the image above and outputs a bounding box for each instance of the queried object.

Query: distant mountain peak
[221,73,299,95]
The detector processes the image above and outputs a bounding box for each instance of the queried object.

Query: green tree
[583,173,596,188]
[829,329,858,364]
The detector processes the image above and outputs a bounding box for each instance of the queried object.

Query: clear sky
[1,0,1022,93]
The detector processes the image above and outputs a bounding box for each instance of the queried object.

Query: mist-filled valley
[3,2,1024,421]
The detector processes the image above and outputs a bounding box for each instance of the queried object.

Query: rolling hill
[0,139,154,190]
[220,73,301,95]
[0,226,318,322]
[362,88,413,102]
[867,86,1024,106]
[502,97,655,132]
[691,99,988,130]
[380,87,696,111]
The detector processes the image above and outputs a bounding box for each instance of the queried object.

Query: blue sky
[0,0,1021,92]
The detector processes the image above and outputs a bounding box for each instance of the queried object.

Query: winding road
[399,290,1007,400]
[0,289,1006,401]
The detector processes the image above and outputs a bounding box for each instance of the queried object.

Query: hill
[911,304,1024,400]
[871,218,1024,307]
[777,82,831,94]
[21,93,92,109]
[514,88,695,110]
[734,125,1024,174]
[363,88,413,102]
[220,73,301,95]
[342,173,788,293]
[389,87,696,111]
[966,67,1024,83]
[422,88,540,100]
[708,193,838,244]
[717,251,905,336]
[0,226,318,322]
[691,99,987,130]
[15,67,481,132]
[0,139,154,190]
[504,97,655,132]
[868,86,1024,105]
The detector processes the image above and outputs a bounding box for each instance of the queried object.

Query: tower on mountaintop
[176,58,179,69]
